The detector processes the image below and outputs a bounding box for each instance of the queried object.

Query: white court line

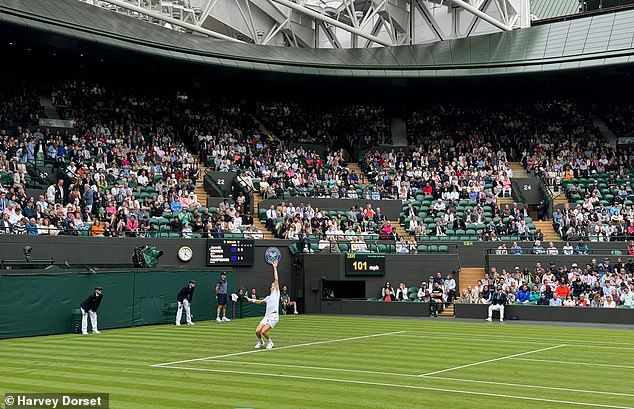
[155,365,634,409]
[209,359,418,378]
[418,344,567,377]
[151,331,405,367]
[511,357,634,370]
[396,332,634,350]
[202,359,634,398]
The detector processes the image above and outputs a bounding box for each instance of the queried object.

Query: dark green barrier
[234,298,266,319]
[0,270,236,339]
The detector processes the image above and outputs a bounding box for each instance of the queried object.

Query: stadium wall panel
[300,253,461,313]
[454,303,634,324]
[0,270,234,339]
[0,236,296,299]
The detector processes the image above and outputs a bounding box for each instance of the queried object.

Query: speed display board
[207,238,255,266]
[345,253,386,276]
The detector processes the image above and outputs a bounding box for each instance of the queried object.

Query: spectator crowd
[459,258,634,309]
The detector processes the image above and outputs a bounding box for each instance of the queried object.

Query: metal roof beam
[451,0,513,31]
[100,0,244,42]
[269,0,393,46]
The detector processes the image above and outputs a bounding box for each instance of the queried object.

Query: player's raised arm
[272,260,279,290]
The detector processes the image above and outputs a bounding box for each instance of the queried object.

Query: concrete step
[459,267,486,291]
[348,162,368,184]
[439,304,454,317]
[39,96,61,120]
[497,197,514,206]
[251,192,275,239]
[533,221,561,241]
[392,220,409,238]
[508,161,529,178]
[552,192,569,205]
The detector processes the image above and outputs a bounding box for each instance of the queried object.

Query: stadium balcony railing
[484,248,628,256]
[289,241,458,255]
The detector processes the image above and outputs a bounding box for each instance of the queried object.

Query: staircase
[194,161,207,203]
[592,115,617,148]
[533,221,560,242]
[497,196,514,206]
[251,192,275,239]
[348,162,368,184]
[392,220,409,239]
[552,192,568,206]
[459,267,486,291]
[39,96,61,120]
[390,118,408,147]
[439,304,454,318]
[508,161,529,178]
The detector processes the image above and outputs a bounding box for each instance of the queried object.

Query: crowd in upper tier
[1,86,634,242]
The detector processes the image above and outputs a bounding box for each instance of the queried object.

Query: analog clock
[178,246,193,262]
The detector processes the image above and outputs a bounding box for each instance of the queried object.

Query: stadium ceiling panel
[1,0,633,78]
[78,0,531,48]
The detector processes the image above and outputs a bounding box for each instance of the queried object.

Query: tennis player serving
[249,260,280,349]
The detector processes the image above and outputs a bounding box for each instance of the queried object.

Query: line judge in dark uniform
[176,280,196,326]
[80,286,103,335]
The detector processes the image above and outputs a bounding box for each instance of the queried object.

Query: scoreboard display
[207,238,255,266]
[345,253,386,276]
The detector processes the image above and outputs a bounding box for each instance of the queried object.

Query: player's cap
[95,286,103,291]
[189,280,196,285]
[220,272,226,276]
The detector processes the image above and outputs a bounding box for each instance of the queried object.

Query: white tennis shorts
[260,313,279,328]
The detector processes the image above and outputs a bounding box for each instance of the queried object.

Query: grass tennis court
[1,316,633,408]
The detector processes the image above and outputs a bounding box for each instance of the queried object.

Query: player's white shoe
[175,322,181,326]
[82,332,88,335]
[93,330,101,334]
[222,316,230,322]
[485,317,492,322]
[254,341,263,349]
[216,317,222,322]
[187,322,195,325]
[266,341,274,350]
[294,311,298,314]
[499,318,504,322]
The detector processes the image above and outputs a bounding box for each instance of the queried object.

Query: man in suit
[453,216,466,231]
[0,213,12,234]
[486,286,507,322]
[434,221,446,237]
[80,287,104,335]
[373,207,385,224]
[176,280,196,326]
[404,203,417,219]
[0,191,9,211]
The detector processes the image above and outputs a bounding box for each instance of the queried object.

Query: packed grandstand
[1,79,633,307]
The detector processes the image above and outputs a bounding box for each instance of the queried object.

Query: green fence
[0,270,235,339]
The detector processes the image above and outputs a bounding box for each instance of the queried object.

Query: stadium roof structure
[1,0,634,78]
[530,0,579,21]
[75,0,531,49]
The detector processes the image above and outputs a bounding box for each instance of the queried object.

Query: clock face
[178,246,193,262]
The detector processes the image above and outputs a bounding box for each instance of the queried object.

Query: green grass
[1,316,633,408]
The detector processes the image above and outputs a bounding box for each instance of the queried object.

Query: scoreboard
[345,253,386,276]
[207,238,255,266]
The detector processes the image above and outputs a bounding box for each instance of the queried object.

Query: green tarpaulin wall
[0,270,235,339]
